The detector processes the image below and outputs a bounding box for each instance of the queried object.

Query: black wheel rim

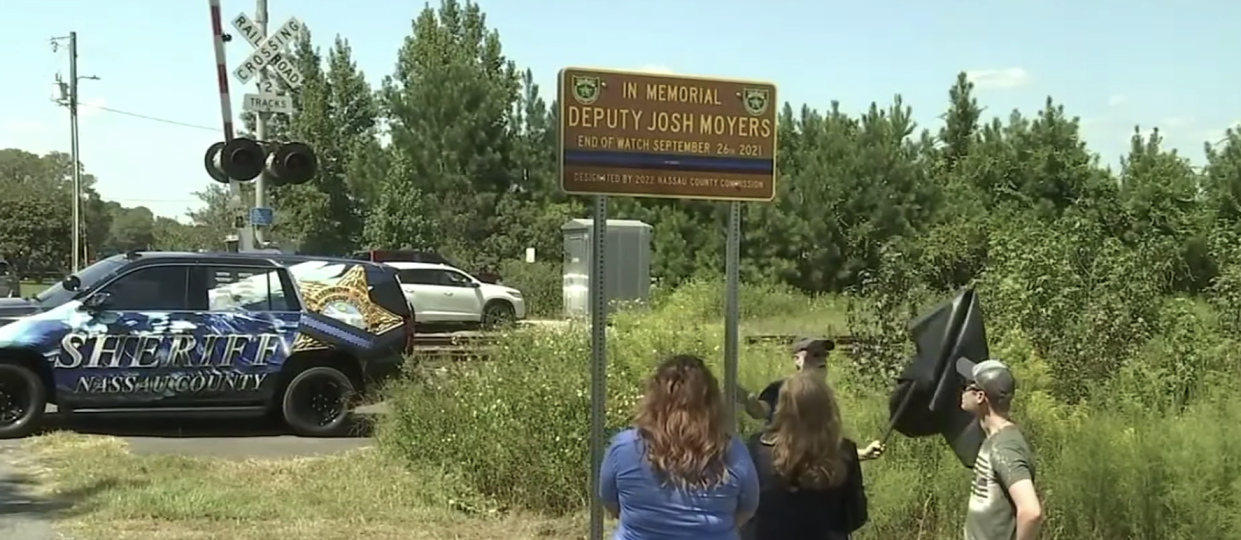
[485,307,511,326]
[293,377,347,427]
[0,375,31,426]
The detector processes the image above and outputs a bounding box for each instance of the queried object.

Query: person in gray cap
[738,337,885,461]
[957,358,1043,540]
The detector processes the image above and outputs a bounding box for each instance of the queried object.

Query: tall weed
[377,283,1241,539]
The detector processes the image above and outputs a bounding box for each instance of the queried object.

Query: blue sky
[2,0,1238,220]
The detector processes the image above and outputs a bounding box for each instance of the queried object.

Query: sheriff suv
[0,251,415,439]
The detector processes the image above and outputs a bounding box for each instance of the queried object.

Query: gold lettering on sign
[566,106,645,130]
[623,81,639,99]
[566,106,773,141]
[645,84,722,105]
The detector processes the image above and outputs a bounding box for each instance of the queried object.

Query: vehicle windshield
[33,255,128,307]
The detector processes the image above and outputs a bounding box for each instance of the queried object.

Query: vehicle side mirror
[81,291,111,311]
[468,281,481,288]
[62,275,82,292]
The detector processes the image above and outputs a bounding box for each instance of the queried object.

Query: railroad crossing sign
[231,14,304,89]
[242,92,293,114]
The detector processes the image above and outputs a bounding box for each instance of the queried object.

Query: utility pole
[52,32,97,273]
[68,31,80,272]
[252,0,270,246]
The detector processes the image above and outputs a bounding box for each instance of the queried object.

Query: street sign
[232,16,304,86]
[249,207,274,227]
[558,68,778,201]
[242,92,294,114]
[230,13,301,90]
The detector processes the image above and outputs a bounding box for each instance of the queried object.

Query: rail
[410,331,873,361]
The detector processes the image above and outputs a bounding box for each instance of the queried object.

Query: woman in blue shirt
[600,354,760,540]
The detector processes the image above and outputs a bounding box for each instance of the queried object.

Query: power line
[94,106,219,132]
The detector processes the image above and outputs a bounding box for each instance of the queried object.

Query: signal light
[202,140,318,185]
[265,142,318,186]
[204,138,265,183]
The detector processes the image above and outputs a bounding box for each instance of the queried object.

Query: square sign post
[558,67,778,540]
[230,10,305,247]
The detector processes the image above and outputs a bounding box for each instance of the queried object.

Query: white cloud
[79,97,106,117]
[635,64,675,75]
[964,67,1031,90]
[1106,94,1127,107]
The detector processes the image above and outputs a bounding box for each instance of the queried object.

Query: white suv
[387,262,526,326]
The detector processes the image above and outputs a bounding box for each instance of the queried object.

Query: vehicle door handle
[444,292,453,296]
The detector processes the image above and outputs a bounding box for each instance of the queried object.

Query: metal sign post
[588,195,608,540]
[558,67,777,540]
[723,201,741,429]
[230,6,304,245]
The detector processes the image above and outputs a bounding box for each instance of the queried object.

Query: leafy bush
[496,260,562,318]
[377,282,1241,539]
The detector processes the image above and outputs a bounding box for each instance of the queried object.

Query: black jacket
[742,433,869,540]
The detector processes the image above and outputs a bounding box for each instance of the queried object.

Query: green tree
[378,0,521,266]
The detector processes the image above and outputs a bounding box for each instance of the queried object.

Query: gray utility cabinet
[561,219,653,318]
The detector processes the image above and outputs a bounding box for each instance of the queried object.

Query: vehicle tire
[481,301,515,329]
[280,366,355,437]
[0,362,47,440]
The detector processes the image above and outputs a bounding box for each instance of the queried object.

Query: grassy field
[15,280,1236,540]
[19,279,46,298]
[8,292,845,540]
[19,433,584,540]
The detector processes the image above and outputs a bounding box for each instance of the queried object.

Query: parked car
[386,261,525,327]
[351,250,502,284]
[0,251,415,439]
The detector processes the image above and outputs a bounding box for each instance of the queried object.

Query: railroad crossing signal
[205,138,264,182]
[204,138,318,186]
[230,13,303,91]
[231,15,304,86]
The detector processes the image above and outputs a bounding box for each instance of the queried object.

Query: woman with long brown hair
[599,354,760,540]
[743,371,869,540]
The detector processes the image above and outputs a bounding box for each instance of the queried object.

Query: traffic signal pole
[252,0,270,247]
[204,0,317,245]
[207,0,253,252]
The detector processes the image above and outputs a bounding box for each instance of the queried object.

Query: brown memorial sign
[558,68,778,201]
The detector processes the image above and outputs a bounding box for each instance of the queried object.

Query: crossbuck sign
[231,14,304,90]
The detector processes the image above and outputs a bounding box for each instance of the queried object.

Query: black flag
[884,286,990,468]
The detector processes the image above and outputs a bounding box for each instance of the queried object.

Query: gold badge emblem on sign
[572,75,601,105]
[742,88,770,116]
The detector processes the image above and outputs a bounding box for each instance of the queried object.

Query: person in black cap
[738,336,885,461]
[957,358,1042,540]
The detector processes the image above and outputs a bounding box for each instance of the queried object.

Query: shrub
[496,259,563,318]
[377,282,1241,539]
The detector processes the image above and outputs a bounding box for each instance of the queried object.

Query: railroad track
[743,334,868,346]
[410,332,870,360]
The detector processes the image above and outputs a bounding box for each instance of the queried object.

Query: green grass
[14,281,1241,540]
[20,434,580,540]
[19,279,47,298]
[380,282,1241,539]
